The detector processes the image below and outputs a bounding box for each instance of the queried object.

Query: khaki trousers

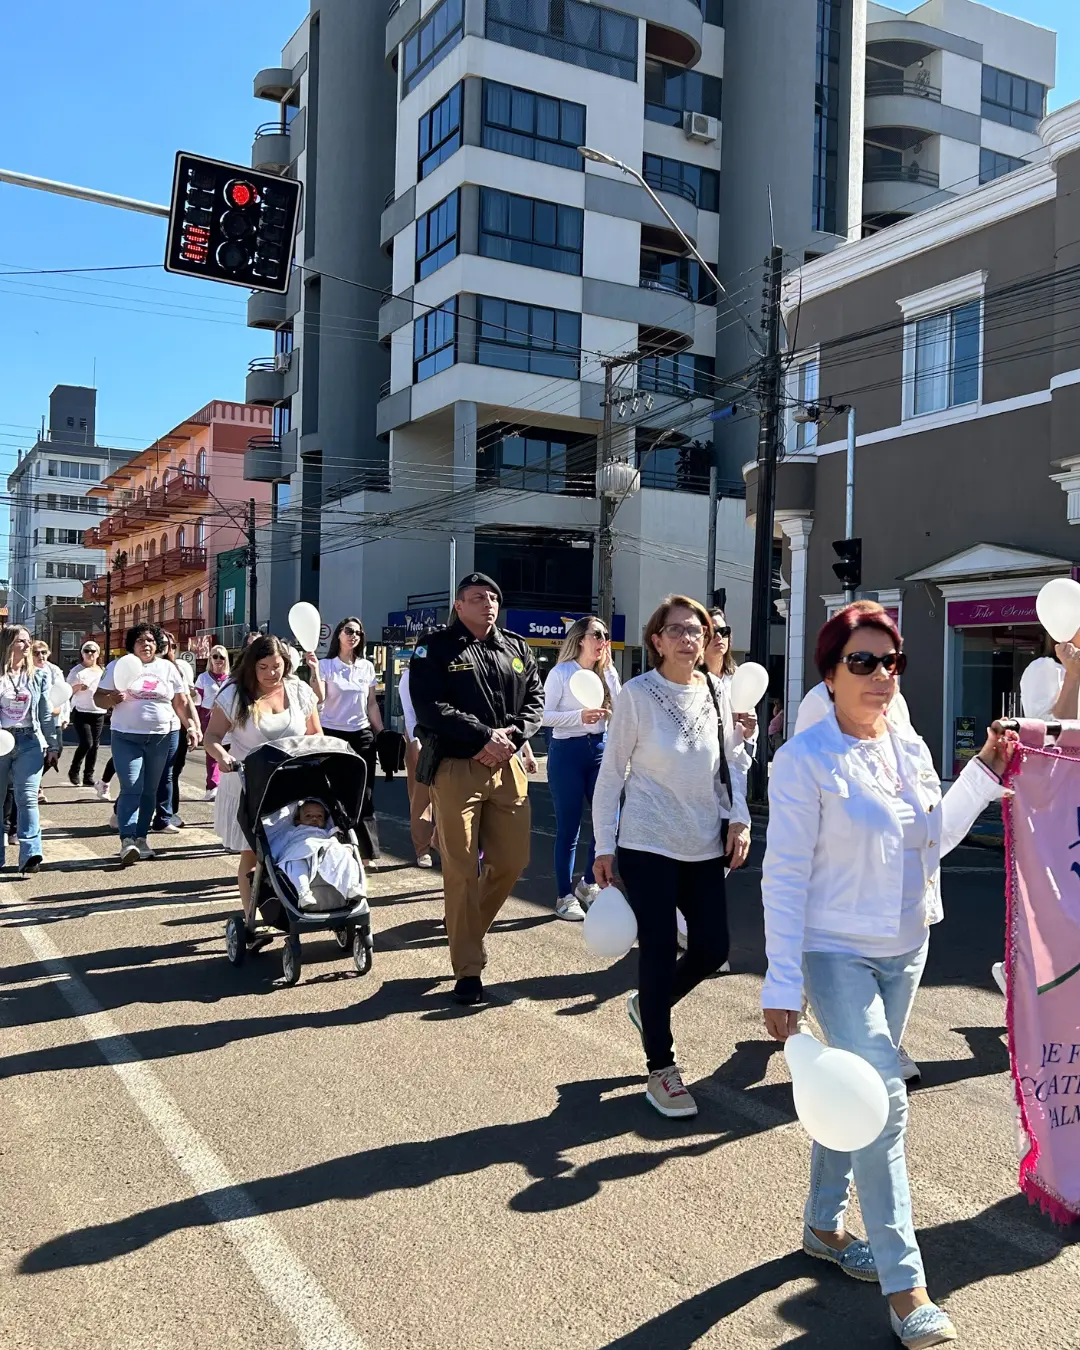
[430,756,531,979]
[404,738,436,860]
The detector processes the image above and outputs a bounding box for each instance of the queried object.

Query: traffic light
[832,538,862,592]
[164,152,302,293]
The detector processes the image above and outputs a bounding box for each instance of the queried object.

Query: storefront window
[950,624,1043,774]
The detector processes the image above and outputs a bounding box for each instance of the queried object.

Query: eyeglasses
[841,651,907,677]
[585,629,609,641]
[661,623,706,641]
[711,626,732,641]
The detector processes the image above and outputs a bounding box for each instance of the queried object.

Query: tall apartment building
[6,386,134,632]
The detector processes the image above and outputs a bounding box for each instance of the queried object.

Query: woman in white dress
[203,635,322,924]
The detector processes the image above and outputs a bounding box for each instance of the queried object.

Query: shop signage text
[505,610,627,646]
[387,607,442,636]
[947,596,1038,627]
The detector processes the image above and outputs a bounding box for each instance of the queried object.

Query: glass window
[479,188,583,275]
[979,147,1027,184]
[486,0,637,82]
[481,81,586,171]
[639,249,717,304]
[415,190,460,280]
[912,300,981,416]
[786,358,820,452]
[478,429,592,496]
[644,61,722,126]
[418,84,462,179]
[637,351,715,397]
[402,0,464,97]
[642,154,720,212]
[695,0,724,21]
[813,0,842,233]
[272,482,291,520]
[636,433,711,493]
[981,65,1045,132]
[414,298,458,382]
[476,297,580,378]
[274,327,294,355]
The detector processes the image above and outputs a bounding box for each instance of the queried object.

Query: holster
[415,733,441,786]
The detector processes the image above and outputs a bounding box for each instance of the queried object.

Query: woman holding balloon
[542,616,621,921]
[0,626,61,873]
[760,602,1015,1349]
[94,624,197,867]
[1020,577,1080,722]
[592,596,749,1119]
[316,617,382,859]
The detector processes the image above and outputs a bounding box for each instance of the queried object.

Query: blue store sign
[505,610,627,647]
[387,607,441,636]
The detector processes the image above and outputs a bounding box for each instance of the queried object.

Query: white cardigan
[760,708,1004,1011]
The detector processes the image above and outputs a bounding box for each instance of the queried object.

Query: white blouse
[1020,657,1064,722]
[215,678,318,761]
[542,661,622,739]
[318,656,377,732]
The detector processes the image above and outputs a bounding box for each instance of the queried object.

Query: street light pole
[598,361,615,630]
[844,404,856,602]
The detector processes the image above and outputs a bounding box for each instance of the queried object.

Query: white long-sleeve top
[1020,657,1064,722]
[542,660,622,738]
[592,670,750,862]
[760,707,1004,1011]
[398,666,418,741]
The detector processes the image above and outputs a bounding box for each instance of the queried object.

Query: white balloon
[0,730,13,757]
[568,667,605,710]
[50,687,70,714]
[729,661,770,715]
[582,886,638,959]
[287,645,301,673]
[289,602,322,654]
[112,654,145,692]
[1036,577,1080,644]
[784,1032,890,1153]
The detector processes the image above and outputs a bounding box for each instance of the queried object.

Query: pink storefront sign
[947,596,1038,627]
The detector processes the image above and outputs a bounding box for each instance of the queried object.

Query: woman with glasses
[541,616,621,920]
[151,632,200,834]
[760,603,1014,1349]
[66,641,106,788]
[194,646,230,802]
[31,641,69,803]
[317,617,382,859]
[0,626,61,873]
[592,596,750,1119]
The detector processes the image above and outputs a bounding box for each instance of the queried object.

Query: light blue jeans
[111,730,173,841]
[802,939,929,1296]
[0,728,45,866]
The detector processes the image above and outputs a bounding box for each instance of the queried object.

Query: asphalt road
[1,759,1076,1350]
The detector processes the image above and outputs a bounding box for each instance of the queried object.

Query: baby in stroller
[272,797,366,911]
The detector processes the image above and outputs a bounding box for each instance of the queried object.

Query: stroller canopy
[239,736,367,849]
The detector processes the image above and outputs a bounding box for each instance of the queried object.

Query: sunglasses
[341,627,363,637]
[82,648,98,655]
[585,629,609,641]
[841,651,907,677]
[712,626,732,641]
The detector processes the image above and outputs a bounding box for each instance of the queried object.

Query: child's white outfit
[274,819,366,910]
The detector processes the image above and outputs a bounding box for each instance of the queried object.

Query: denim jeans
[547,733,605,897]
[155,729,180,824]
[112,730,174,840]
[802,940,929,1296]
[0,729,45,865]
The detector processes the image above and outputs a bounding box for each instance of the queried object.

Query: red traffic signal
[164,153,302,293]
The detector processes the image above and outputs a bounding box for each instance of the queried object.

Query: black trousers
[617,846,730,1074]
[324,724,380,859]
[169,728,188,817]
[70,709,105,785]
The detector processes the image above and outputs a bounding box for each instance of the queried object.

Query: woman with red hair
[760,602,1015,1349]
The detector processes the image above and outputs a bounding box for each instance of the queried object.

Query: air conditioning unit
[683,111,719,144]
[273,350,292,373]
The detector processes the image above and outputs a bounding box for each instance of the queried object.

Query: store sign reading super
[505,611,626,646]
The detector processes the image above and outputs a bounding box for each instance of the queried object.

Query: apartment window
[909,302,981,417]
[478,429,592,496]
[274,327,294,356]
[477,298,581,379]
[196,449,207,476]
[272,482,291,520]
[195,590,204,621]
[415,191,460,281]
[414,298,458,382]
[44,562,95,581]
[272,404,291,441]
[645,61,722,127]
[45,528,84,546]
[813,0,842,234]
[486,0,637,82]
[981,65,1045,133]
[637,352,715,398]
[642,154,720,212]
[481,82,585,172]
[636,434,711,494]
[786,356,820,452]
[61,631,79,652]
[979,147,1027,184]
[402,0,463,97]
[46,459,100,480]
[479,189,583,275]
[418,84,462,179]
[196,518,206,548]
[223,588,236,625]
[640,249,717,304]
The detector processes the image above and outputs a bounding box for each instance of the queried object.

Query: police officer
[410,573,544,1004]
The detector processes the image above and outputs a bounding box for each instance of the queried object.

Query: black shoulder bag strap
[705,674,734,806]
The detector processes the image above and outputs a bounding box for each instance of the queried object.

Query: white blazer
[794,679,913,736]
[760,708,1003,1011]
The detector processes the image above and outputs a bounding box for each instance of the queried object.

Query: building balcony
[254,67,294,101]
[83,525,101,548]
[582,277,696,348]
[246,356,287,405]
[175,617,198,643]
[864,92,980,145]
[245,433,296,483]
[865,75,941,103]
[91,548,209,597]
[82,576,108,602]
[164,471,210,507]
[863,164,952,221]
[248,288,288,330]
[252,122,291,175]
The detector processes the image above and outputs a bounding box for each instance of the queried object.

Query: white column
[778,514,814,740]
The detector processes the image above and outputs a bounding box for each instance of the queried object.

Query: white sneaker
[119,839,139,867]
[992,961,1007,996]
[94,780,110,801]
[153,820,182,835]
[109,811,118,829]
[203,788,217,803]
[897,1046,921,1084]
[416,853,433,869]
[574,879,600,909]
[135,837,156,861]
[556,893,587,921]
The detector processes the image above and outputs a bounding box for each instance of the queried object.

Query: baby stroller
[224,735,374,987]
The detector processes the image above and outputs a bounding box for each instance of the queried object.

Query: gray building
[756,97,1080,775]
[7,386,134,631]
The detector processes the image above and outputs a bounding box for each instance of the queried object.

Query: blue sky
[1,0,1077,571]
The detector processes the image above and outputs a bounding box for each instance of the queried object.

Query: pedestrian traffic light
[832,538,862,592]
[164,152,302,293]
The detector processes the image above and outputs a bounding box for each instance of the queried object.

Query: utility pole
[104,568,112,657]
[706,462,718,606]
[844,404,856,602]
[748,246,785,799]
[247,498,258,634]
[597,361,615,630]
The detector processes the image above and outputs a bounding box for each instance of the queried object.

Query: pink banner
[947,596,1038,627]
[1003,725,1080,1224]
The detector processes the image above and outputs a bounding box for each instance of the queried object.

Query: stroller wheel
[334,925,354,952]
[281,933,302,987]
[225,914,247,967]
[352,926,373,976]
